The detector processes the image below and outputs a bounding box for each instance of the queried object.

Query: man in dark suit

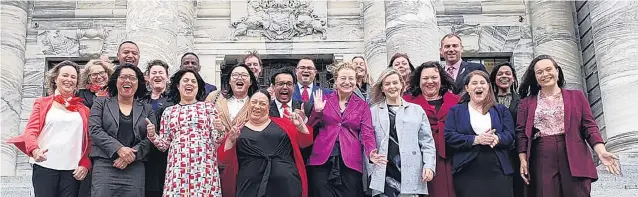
[180,52,217,96]
[269,68,314,161]
[440,33,487,94]
[292,57,333,103]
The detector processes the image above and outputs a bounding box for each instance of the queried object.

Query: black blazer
[269,100,313,118]
[507,92,521,121]
[89,97,155,161]
[452,61,487,94]
[140,94,172,192]
[76,89,97,108]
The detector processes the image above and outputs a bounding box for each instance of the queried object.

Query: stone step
[1,176,34,197]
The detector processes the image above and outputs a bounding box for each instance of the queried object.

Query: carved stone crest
[230,0,327,40]
[38,30,80,56]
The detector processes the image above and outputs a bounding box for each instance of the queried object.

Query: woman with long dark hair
[89,64,154,197]
[517,55,620,197]
[445,70,515,197]
[147,69,223,196]
[403,61,458,197]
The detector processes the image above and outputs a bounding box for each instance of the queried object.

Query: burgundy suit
[404,91,458,197]
[516,89,604,197]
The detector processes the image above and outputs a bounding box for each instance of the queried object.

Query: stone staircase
[1,176,34,197]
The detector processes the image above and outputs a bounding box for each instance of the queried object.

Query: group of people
[7,33,621,197]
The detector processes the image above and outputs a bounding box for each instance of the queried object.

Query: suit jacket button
[412,151,417,155]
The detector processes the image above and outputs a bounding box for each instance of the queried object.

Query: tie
[282,104,291,118]
[301,86,310,102]
[446,66,457,80]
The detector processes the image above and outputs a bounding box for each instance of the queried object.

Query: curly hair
[408,61,456,97]
[167,69,207,103]
[331,61,356,77]
[46,60,81,95]
[79,59,115,89]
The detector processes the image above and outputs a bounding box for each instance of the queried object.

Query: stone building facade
[1,0,636,196]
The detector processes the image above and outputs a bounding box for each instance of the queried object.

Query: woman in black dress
[220,89,313,197]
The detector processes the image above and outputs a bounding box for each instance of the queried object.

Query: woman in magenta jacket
[306,62,386,197]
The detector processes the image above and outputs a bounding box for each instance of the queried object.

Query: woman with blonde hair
[306,62,386,197]
[8,60,92,197]
[444,70,515,197]
[368,68,436,197]
[352,56,373,102]
[77,59,114,108]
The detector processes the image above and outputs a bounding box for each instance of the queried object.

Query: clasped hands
[475,128,500,148]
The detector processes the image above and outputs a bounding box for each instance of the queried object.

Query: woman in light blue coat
[368,68,436,197]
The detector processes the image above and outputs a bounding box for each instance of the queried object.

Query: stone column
[175,0,196,60]
[0,0,28,176]
[126,0,179,72]
[384,0,439,66]
[529,0,583,90]
[589,1,638,155]
[362,0,388,80]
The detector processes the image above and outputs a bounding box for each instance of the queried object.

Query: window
[440,53,511,74]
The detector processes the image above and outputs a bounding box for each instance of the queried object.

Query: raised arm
[132,105,155,160]
[148,108,172,152]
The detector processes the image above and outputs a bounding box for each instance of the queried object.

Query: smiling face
[178,72,198,102]
[249,92,270,121]
[420,67,442,98]
[296,59,316,86]
[181,54,200,72]
[336,68,356,94]
[117,68,139,98]
[56,66,78,95]
[382,73,403,100]
[245,56,262,77]
[117,43,140,66]
[229,66,251,97]
[392,57,411,78]
[352,57,367,79]
[495,66,514,90]
[88,65,108,87]
[273,73,294,103]
[148,65,168,90]
[465,74,490,103]
[440,36,463,64]
[534,59,559,89]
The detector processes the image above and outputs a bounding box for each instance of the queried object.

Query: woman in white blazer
[368,68,437,197]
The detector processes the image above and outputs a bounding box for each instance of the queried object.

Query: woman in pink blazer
[8,60,91,197]
[306,62,386,197]
[517,55,621,197]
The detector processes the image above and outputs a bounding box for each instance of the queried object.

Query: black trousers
[32,164,80,197]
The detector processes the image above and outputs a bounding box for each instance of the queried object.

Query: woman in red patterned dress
[147,69,224,196]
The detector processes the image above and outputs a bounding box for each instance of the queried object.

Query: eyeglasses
[231,73,249,79]
[297,66,315,71]
[118,75,138,81]
[275,82,294,87]
[90,71,107,78]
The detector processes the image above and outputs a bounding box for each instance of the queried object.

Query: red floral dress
[148,101,223,197]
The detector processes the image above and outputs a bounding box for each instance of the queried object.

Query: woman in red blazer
[403,61,458,197]
[7,60,91,197]
[517,55,621,197]
[220,89,313,197]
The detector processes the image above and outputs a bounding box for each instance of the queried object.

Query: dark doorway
[221,55,335,90]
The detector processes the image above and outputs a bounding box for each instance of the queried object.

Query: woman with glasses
[77,59,114,108]
[89,64,155,197]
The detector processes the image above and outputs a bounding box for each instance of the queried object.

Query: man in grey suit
[440,34,487,94]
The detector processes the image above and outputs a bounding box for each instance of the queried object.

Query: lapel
[269,100,280,117]
[375,100,390,140]
[132,101,144,133]
[459,103,475,135]
[510,92,521,110]
[526,95,538,136]
[455,61,468,85]
[489,107,501,132]
[309,85,320,102]
[293,84,302,101]
[341,93,359,119]
[439,92,458,120]
[327,93,341,117]
[561,89,572,133]
[107,97,120,126]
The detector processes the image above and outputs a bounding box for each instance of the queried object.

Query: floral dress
[148,101,223,197]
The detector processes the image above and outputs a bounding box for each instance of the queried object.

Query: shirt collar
[274,99,292,109]
[446,58,463,70]
[231,96,248,103]
[298,82,314,90]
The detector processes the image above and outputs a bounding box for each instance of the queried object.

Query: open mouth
[498,77,510,84]
[235,81,245,89]
[122,84,132,92]
[124,58,136,64]
[153,78,163,83]
[184,86,194,94]
[475,90,484,96]
[279,90,290,98]
[301,73,311,78]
